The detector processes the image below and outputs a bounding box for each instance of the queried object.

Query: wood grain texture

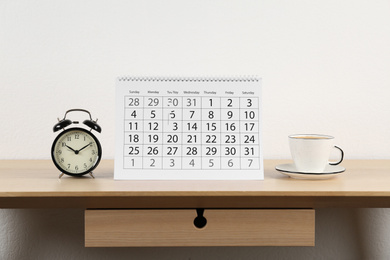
[0,160,390,208]
[85,209,315,247]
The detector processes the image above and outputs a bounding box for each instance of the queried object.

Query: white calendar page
[114,77,263,180]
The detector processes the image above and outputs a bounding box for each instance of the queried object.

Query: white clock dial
[52,128,102,175]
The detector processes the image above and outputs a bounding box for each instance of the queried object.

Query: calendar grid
[122,95,261,171]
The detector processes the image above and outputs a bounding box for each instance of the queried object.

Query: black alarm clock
[51,109,102,178]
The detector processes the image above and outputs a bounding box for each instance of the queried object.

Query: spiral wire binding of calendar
[117,76,260,82]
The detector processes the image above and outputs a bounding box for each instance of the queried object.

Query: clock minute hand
[78,142,92,153]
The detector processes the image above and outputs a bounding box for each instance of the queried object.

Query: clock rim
[51,127,102,176]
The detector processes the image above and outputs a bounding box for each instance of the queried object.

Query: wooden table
[0,160,388,247]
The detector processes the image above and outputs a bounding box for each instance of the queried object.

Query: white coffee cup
[289,134,344,173]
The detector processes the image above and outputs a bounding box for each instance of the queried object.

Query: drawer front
[85,209,314,247]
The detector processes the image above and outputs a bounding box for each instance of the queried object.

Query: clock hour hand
[78,142,92,153]
[65,145,78,154]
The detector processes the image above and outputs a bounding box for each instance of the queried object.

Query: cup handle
[329,146,344,166]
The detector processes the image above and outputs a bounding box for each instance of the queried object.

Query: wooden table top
[0,159,389,208]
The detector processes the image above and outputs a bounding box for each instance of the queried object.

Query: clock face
[51,127,102,176]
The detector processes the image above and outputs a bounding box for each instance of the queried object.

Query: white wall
[1,0,389,259]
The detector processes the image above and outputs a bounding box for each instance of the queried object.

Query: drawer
[85,209,315,247]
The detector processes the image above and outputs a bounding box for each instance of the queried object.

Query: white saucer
[275,163,346,180]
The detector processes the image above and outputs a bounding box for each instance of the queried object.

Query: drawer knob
[193,208,207,229]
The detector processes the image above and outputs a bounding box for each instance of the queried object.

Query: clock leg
[59,173,64,179]
[89,172,95,179]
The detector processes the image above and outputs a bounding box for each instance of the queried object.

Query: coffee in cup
[289,134,344,173]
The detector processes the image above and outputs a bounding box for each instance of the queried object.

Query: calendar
[114,77,263,180]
